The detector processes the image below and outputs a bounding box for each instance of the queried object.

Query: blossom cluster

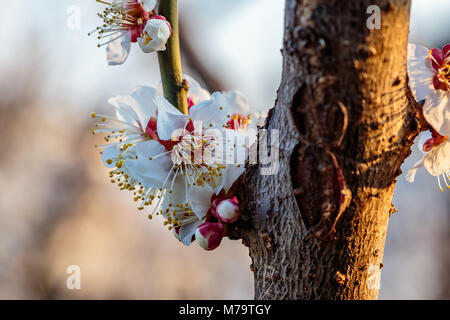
[91,76,261,249]
[407,43,450,190]
[89,0,172,65]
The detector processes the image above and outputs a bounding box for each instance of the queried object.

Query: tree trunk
[231,0,426,300]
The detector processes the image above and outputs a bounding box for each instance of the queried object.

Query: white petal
[108,95,142,127]
[128,86,159,127]
[405,158,424,183]
[223,90,250,115]
[252,110,268,129]
[179,219,203,246]
[138,19,171,53]
[225,129,248,164]
[422,91,450,136]
[189,92,229,128]
[424,140,450,176]
[140,0,157,11]
[216,165,245,194]
[407,43,435,101]
[161,176,187,214]
[126,140,173,188]
[102,146,120,168]
[189,184,214,219]
[245,128,258,147]
[106,32,131,66]
[185,75,211,104]
[154,96,189,140]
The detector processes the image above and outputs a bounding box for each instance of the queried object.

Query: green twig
[157,0,188,114]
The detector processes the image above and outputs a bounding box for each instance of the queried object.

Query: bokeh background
[0,0,448,299]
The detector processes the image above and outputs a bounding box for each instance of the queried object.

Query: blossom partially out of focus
[406,129,449,191]
[408,43,450,136]
[407,43,450,191]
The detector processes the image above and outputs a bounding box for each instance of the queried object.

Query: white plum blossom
[91,80,252,246]
[138,16,172,53]
[89,0,171,65]
[406,130,449,191]
[146,93,247,215]
[91,85,159,148]
[408,43,450,136]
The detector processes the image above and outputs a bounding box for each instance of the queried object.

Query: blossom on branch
[138,16,172,53]
[91,78,257,248]
[89,0,171,65]
[408,43,450,136]
[406,129,449,191]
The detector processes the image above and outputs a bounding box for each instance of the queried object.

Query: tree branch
[231,0,425,300]
[157,0,188,114]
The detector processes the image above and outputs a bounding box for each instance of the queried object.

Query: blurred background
[0,0,448,299]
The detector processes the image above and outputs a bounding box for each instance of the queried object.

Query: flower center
[89,0,151,46]
[166,128,228,188]
[226,113,251,132]
[428,47,450,91]
[422,129,448,152]
[143,117,158,140]
[438,64,450,88]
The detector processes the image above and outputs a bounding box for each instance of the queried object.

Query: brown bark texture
[230,0,427,300]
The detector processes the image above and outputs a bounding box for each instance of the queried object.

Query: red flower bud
[195,222,224,250]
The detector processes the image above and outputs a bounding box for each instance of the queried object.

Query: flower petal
[216,165,245,194]
[189,184,214,220]
[179,219,203,246]
[102,146,120,168]
[154,96,189,140]
[405,158,425,183]
[106,32,131,66]
[138,18,171,53]
[189,92,229,129]
[161,176,188,216]
[407,43,435,101]
[423,140,450,177]
[108,95,142,128]
[128,86,159,127]
[185,75,211,104]
[223,90,250,115]
[140,0,157,12]
[126,140,173,188]
[422,90,450,136]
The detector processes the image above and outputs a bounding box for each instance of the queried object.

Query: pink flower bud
[195,222,224,251]
[422,137,435,152]
[215,198,241,223]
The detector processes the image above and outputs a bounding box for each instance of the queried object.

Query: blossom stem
[157,0,188,114]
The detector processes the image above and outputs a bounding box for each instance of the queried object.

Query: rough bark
[231,0,427,300]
